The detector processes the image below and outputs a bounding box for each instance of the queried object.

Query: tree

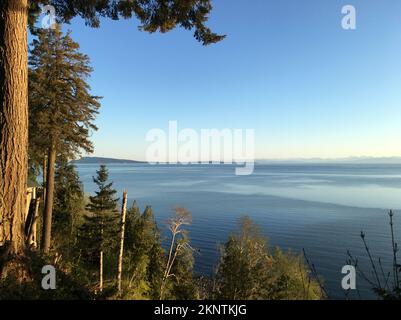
[160,207,195,299]
[29,26,100,254]
[52,156,84,257]
[123,203,165,299]
[215,216,323,300]
[168,231,198,300]
[117,191,128,294]
[0,0,30,278]
[0,0,224,278]
[78,165,118,293]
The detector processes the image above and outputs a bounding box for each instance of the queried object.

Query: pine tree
[29,26,101,254]
[79,165,118,293]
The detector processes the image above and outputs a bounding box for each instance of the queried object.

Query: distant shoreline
[72,157,146,164]
[74,156,401,165]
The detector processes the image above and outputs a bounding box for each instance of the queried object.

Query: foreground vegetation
[1,162,325,300]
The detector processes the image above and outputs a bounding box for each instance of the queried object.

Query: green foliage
[215,216,323,300]
[120,205,198,300]
[123,204,165,299]
[53,157,84,240]
[29,25,100,169]
[0,252,91,300]
[160,208,198,300]
[266,248,323,300]
[28,1,225,46]
[86,165,119,216]
[48,156,86,274]
[78,165,118,273]
[168,233,199,300]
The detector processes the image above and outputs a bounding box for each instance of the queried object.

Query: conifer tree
[53,156,84,257]
[124,204,164,299]
[79,165,118,293]
[29,26,100,254]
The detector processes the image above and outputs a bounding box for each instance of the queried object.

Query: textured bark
[41,147,56,253]
[0,0,29,273]
[117,191,128,293]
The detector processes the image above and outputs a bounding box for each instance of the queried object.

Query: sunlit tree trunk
[42,154,47,203]
[117,191,128,293]
[0,0,29,277]
[42,146,56,253]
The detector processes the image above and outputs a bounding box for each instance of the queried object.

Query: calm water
[76,163,401,299]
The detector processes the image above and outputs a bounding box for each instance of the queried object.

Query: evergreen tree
[79,165,118,293]
[216,217,323,300]
[123,204,164,299]
[29,26,100,254]
[52,156,84,259]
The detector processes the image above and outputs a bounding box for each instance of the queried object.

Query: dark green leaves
[29,0,225,45]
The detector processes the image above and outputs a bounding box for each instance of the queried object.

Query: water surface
[76,163,401,299]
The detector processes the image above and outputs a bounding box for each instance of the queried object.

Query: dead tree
[117,191,128,293]
[160,207,192,299]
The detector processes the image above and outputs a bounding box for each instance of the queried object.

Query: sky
[38,0,401,160]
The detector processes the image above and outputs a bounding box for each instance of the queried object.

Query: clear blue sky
[47,0,401,160]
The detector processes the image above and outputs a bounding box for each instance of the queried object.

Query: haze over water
[76,162,401,299]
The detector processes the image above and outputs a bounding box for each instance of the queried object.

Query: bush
[215,216,324,300]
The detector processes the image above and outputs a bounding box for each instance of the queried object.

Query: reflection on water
[76,163,401,299]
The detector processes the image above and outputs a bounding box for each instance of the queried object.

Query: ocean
[76,163,401,299]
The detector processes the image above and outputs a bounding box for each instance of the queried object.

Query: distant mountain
[73,157,146,164]
[256,157,401,164]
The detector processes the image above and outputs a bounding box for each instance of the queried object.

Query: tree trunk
[30,197,40,249]
[117,191,128,293]
[41,146,56,254]
[99,250,103,293]
[0,0,29,277]
[42,154,47,203]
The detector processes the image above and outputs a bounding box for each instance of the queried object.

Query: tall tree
[79,165,118,293]
[0,0,223,277]
[53,156,84,253]
[29,26,100,254]
[0,0,29,278]
[117,191,128,293]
